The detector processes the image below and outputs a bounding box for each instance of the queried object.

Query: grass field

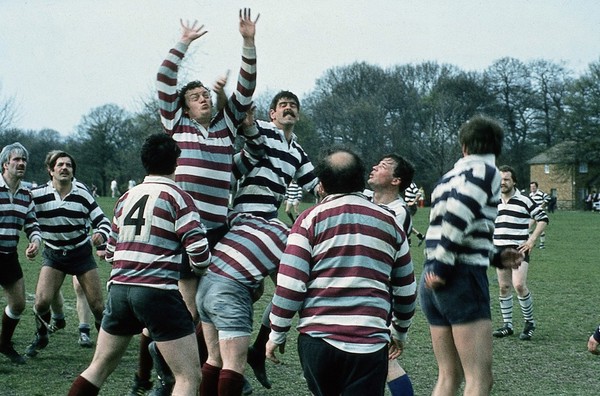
[1,197,600,395]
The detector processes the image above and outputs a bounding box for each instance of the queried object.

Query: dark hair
[178,80,210,110]
[269,90,300,112]
[316,148,365,194]
[378,154,414,192]
[141,134,181,175]
[530,181,538,187]
[45,150,77,179]
[499,165,517,183]
[459,115,504,157]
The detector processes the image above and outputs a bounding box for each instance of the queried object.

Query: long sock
[218,369,244,396]
[200,363,221,396]
[518,292,534,323]
[252,324,270,354]
[196,322,208,365]
[137,333,153,382]
[67,375,100,396]
[387,373,414,396]
[1,307,21,346]
[539,234,546,245]
[499,295,513,328]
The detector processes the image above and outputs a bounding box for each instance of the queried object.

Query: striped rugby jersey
[403,182,419,205]
[494,189,549,247]
[0,177,41,254]
[270,192,416,352]
[424,154,500,279]
[31,180,110,251]
[157,41,257,230]
[106,176,210,290]
[285,181,303,202]
[363,189,413,235]
[232,120,318,217]
[529,189,550,208]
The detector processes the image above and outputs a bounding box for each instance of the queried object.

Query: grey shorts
[419,264,491,326]
[196,272,254,338]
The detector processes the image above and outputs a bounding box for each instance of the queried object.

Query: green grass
[2,198,600,395]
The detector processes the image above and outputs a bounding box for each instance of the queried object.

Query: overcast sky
[1,0,599,135]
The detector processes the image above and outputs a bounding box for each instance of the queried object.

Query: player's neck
[373,188,398,205]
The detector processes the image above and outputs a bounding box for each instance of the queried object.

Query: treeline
[1,57,599,198]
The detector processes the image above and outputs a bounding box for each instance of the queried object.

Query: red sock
[68,375,100,396]
[200,363,221,396]
[218,369,244,396]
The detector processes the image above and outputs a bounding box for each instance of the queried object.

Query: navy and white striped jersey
[285,181,303,202]
[529,189,550,208]
[403,182,419,205]
[0,177,41,254]
[494,189,549,247]
[424,154,500,278]
[107,176,211,290]
[31,180,110,250]
[232,120,319,218]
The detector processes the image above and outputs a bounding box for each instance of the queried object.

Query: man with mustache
[0,142,41,364]
[195,91,319,395]
[25,151,110,358]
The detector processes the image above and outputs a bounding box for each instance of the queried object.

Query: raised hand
[239,8,259,46]
[180,19,208,45]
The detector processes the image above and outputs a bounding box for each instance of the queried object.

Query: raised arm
[239,8,259,47]
[156,19,208,134]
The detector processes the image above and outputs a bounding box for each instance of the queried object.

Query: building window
[544,164,550,174]
[579,162,588,173]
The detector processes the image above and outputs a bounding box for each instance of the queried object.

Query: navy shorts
[102,284,194,342]
[196,272,253,338]
[419,264,491,326]
[42,243,97,276]
[0,252,23,287]
[297,334,388,396]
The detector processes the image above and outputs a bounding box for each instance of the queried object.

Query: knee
[8,301,26,316]
[498,284,512,296]
[514,283,528,296]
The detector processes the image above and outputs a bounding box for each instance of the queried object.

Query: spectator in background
[110,179,119,198]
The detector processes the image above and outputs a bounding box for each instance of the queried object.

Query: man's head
[141,133,181,176]
[45,150,76,183]
[459,115,504,157]
[499,165,517,195]
[179,80,213,123]
[1,142,28,181]
[316,148,365,195]
[269,90,300,129]
[530,181,539,193]
[368,154,414,193]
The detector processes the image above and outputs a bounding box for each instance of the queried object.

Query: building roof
[527,141,577,165]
